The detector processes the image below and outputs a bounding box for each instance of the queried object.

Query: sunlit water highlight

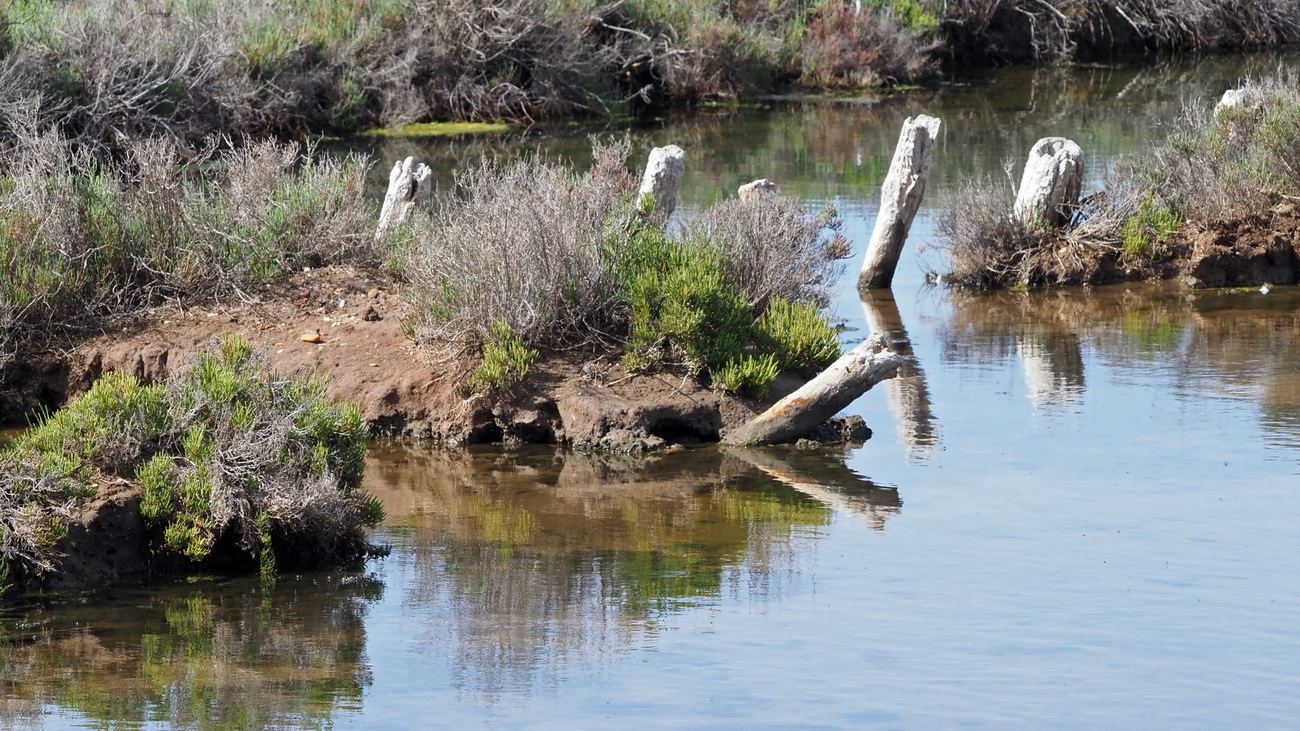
[3,53,1300,728]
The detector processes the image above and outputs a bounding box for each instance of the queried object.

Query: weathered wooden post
[1215,88,1263,118]
[1013,137,1083,229]
[724,335,902,446]
[637,145,685,224]
[858,114,942,290]
[738,178,778,199]
[375,156,432,241]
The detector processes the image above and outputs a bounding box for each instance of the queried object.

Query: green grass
[468,320,540,393]
[364,122,511,138]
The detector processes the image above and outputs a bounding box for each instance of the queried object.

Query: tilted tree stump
[1013,137,1083,229]
[637,144,685,225]
[858,114,942,290]
[724,335,902,446]
[375,156,432,241]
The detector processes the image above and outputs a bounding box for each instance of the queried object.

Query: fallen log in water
[859,114,941,290]
[724,335,902,446]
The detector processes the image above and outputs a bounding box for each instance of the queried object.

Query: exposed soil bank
[1016,204,1300,288]
[2,267,865,456]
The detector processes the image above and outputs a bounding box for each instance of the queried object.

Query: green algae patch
[365,122,510,138]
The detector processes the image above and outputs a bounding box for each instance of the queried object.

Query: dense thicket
[0,0,1294,150]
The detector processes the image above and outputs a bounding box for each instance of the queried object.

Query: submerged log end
[724,335,903,447]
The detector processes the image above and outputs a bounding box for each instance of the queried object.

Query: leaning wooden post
[724,335,902,446]
[637,144,685,225]
[1013,137,1083,229]
[858,114,941,290]
[375,156,432,241]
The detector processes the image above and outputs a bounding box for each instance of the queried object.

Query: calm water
[5,55,1300,728]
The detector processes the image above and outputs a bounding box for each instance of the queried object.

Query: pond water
[5,54,1300,728]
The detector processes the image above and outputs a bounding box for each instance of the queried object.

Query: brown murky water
[4,53,1300,728]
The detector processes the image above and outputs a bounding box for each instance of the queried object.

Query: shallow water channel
[5,54,1300,727]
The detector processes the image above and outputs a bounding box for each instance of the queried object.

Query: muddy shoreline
[3,267,846,456]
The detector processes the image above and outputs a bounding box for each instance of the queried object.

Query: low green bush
[468,321,541,393]
[711,352,782,398]
[0,336,382,588]
[620,233,751,375]
[753,297,842,376]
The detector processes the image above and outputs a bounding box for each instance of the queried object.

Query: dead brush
[0,127,374,373]
[402,137,640,349]
[937,171,1134,289]
[676,195,850,310]
[799,2,936,88]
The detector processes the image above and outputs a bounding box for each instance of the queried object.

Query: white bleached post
[637,145,685,224]
[858,114,942,290]
[1215,88,1263,118]
[738,178,779,199]
[375,156,432,241]
[1013,137,1083,229]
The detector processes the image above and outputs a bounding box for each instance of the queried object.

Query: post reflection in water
[364,444,900,702]
[0,573,381,729]
[936,284,1300,440]
[859,290,941,456]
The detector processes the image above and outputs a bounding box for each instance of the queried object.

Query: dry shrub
[938,72,1300,289]
[942,0,1300,65]
[0,126,374,368]
[800,3,935,88]
[1146,73,1300,222]
[1,336,380,585]
[403,140,851,356]
[677,195,849,310]
[938,174,1049,289]
[403,137,639,347]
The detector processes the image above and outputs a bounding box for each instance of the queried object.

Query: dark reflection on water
[335,51,1299,216]
[0,572,380,729]
[365,445,898,702]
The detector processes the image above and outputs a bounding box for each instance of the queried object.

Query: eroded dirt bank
[3,267,835,454]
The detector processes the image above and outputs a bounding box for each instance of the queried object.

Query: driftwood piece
[637,145,685,224]
[858,114,942,290]
[724,335,902,446]
[375,157,432,241]
[738,178,778,199]
[1013,137,1083,229]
